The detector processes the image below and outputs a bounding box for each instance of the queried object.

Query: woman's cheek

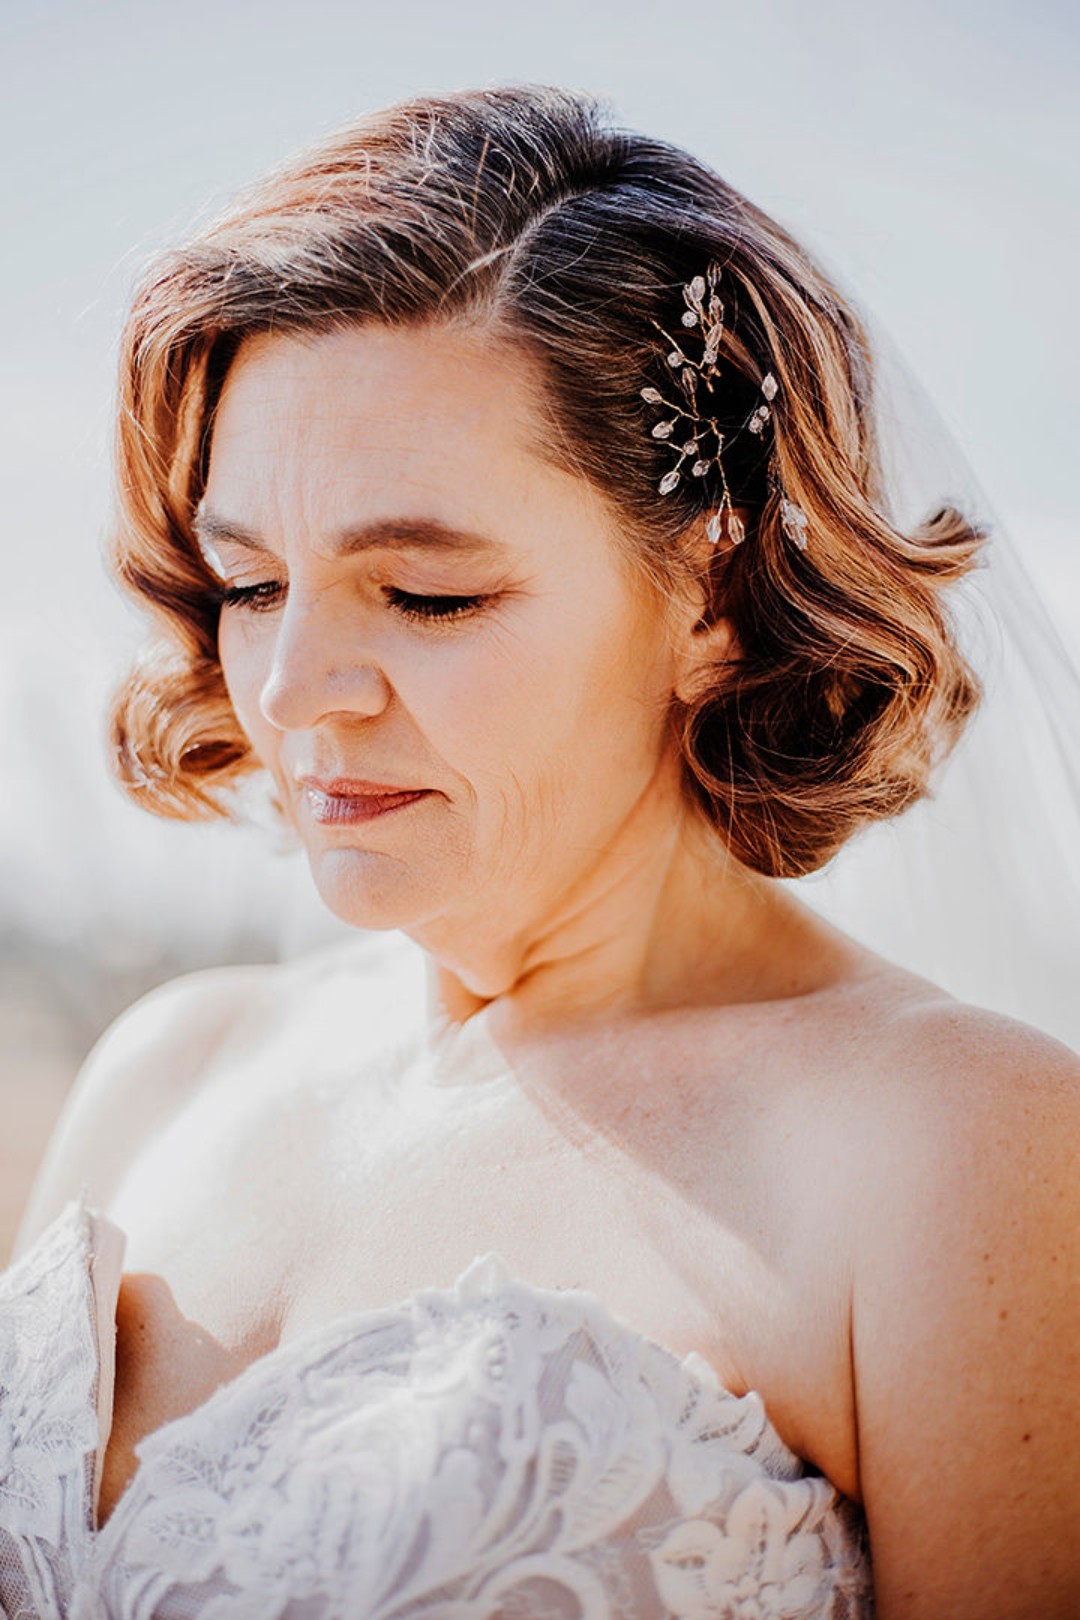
[219,628,271,751]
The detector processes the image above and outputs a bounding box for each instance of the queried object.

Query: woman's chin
[306,844,436,932]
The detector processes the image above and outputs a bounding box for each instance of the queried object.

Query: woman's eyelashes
[215,581,283,613]
[384,587,489,623]
[213,580,491,624]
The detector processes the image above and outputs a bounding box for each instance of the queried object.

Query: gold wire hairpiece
[640,262,809,550]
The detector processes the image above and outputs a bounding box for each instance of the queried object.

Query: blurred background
[2,0,1077,1259]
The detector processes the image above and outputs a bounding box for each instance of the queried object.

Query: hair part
[106,82,985,878]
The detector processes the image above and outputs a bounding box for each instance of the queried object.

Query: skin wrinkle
[206,318,848,1050]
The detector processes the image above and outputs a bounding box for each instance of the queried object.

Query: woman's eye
[214,581,284,612]
[213,580,488,625]
[383,587,488,624]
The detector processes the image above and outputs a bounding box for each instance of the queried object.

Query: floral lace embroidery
[1,1202,874,1618]
[0,1201,101,1617]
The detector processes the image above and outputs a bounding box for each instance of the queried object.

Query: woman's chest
[98,1018,861,1523]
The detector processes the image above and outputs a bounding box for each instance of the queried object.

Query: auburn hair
[105,82,985,878]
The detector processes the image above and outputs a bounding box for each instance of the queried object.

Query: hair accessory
[640,262,809,550]
[779,497,809,548]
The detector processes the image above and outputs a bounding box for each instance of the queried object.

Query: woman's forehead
[202,321,623,568]
[210,322,542,467]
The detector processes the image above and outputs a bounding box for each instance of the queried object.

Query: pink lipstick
[298,777,432,826]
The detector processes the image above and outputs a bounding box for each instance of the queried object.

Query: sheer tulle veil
[784,308,1080,1053]
[260,293,1080,1055]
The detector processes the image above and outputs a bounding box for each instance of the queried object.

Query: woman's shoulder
[831,961,1080,1123]
[11,959,278,1258]
[854,983,1080,1255]
[12,932,423,1257]
[768,952,1080,1242]
[787,929,1080,1100]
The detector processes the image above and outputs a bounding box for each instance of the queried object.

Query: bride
[5,83,1078,1617]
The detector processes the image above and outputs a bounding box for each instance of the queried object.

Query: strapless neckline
[0,1194,873,1619]
[79,1195,808,1538]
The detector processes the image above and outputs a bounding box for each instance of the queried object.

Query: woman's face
[200,321,698,944]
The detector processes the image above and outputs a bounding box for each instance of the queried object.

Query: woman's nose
[256,593,392,731]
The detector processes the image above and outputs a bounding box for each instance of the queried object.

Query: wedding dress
[0,1196,873,1619]
[3,209,1073,1620]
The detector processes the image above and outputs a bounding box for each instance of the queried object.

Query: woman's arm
[11,962,270,1261]
[851,1002,1080,1618]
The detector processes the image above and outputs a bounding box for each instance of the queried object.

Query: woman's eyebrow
[191,505,507,561]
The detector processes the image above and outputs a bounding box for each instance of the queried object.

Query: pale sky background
[1,0,1077,973]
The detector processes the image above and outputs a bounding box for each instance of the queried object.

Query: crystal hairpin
[640,262,809,550]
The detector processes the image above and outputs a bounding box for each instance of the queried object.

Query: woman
[5,84,1078,1616]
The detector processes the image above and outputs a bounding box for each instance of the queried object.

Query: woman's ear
[672,611,738,705]
[668,513,743,704]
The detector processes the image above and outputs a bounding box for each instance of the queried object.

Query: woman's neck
[413,782,837,1049]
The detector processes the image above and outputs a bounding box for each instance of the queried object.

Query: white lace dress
[0,1198,873,1618]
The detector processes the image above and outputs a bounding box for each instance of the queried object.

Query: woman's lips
[301,785,432,825]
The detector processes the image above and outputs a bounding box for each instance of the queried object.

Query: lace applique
[1,1202,874,1618]
[82,1252,874,1618]
[0,1202,101,1616]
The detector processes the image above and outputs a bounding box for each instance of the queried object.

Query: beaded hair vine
[639,261,809,550]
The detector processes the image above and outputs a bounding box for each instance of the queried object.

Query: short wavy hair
[106,82,985,879]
